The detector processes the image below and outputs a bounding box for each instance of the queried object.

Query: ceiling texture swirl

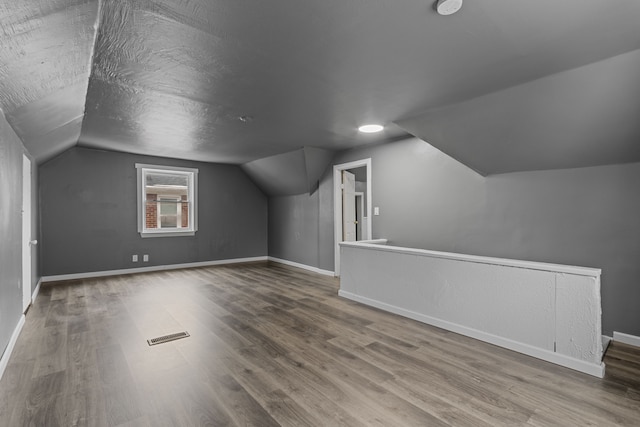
[2,0,640,176]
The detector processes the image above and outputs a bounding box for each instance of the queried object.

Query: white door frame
[342,170,357,242]
[355,191,365,240]
[22,154,32,312]
[333,158,372,276]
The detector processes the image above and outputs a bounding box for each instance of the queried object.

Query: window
[136,164,198,237]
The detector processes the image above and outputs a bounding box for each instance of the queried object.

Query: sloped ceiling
[1,0,640,174]
[241,147,334,196]
[397,49,640,175]
[0,0,98,162]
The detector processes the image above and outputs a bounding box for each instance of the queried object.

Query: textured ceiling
[2,0,640,173]
[0,0,98,161]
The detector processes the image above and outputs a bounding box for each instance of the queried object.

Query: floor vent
[147,331,190,346]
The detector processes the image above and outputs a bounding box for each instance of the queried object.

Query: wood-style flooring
[1,261,639,426]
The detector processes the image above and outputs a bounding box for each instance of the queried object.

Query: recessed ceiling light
[436,0,463,15]
[358,124,384,133]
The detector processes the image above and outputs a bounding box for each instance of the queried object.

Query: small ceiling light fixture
[436,0,463,16]
[238,115,253,123]
[358,124,384,133]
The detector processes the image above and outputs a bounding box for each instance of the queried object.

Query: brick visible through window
[146,193,158,229]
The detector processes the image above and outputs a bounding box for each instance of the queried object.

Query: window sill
[140,231,196,238]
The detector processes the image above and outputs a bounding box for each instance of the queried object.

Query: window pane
[160,200,177,215]
[145,172,189,230]
[146,172,188,187]
[160,214,178,228]
[158,198,180,229]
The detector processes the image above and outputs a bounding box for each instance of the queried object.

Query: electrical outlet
[132,254,138,262]
[143,254,149,262]
[374,206,380,216]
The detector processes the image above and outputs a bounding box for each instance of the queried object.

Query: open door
[342,170,356,242]
[334,158,372,276]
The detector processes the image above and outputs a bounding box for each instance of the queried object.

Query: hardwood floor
[1,261,639,426]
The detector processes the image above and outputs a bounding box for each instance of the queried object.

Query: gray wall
[30,136,640,337]
[270,137,640,337]
[0,114,26,357]
[39,147,268,276]
[268,193,319,267]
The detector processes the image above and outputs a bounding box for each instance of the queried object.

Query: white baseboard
[32,278,42,302]
[0,314,26,382]
[41,256,268,282]
[2,280,43,381]
[268,257,335,277]
[613,331,640,348]
[339,290,605,378]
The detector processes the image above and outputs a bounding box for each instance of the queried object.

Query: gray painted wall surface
[39,147,268,276]
[318,171,334,271]
[268,193,319,267]
[278,137,639,337]
[0,114,25,356]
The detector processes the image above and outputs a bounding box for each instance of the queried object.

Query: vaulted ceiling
[2,0,640,176]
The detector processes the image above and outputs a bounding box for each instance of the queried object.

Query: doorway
[21,154,32,312]
[333,158,372,276]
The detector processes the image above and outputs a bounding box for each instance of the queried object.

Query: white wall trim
[41,256,268,282]
[268,257,335,277]
[339,241,601,277]
[339,290,605,378]
[40,255,336,284]
[357,239,388,245]
[0,314,26,382]
[613,331,640,348]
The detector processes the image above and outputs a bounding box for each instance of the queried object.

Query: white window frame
[136,163,198,238]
